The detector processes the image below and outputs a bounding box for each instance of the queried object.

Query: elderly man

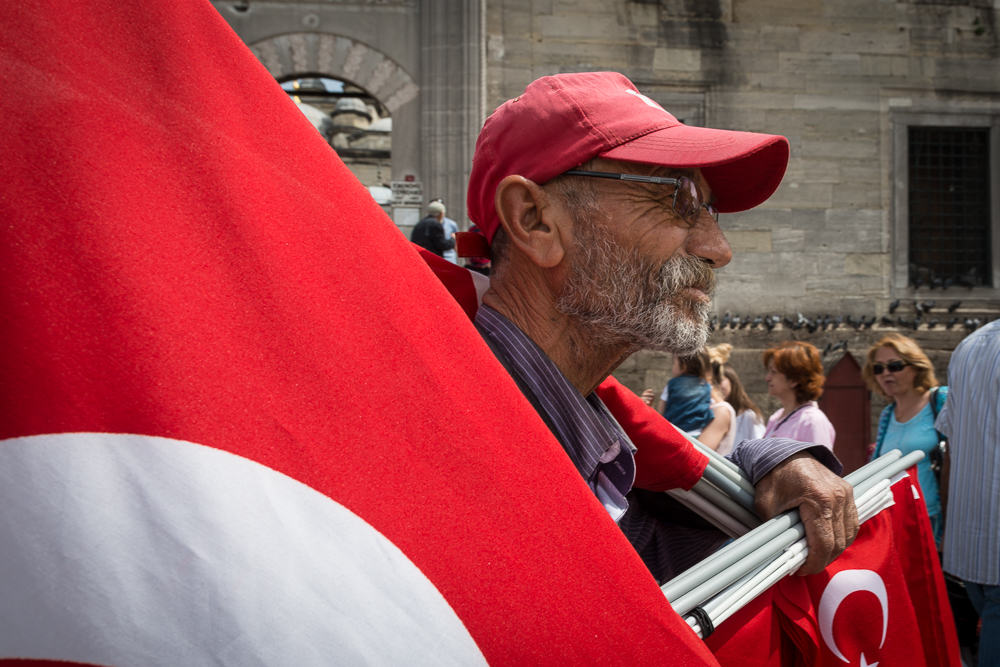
[411,200,455,258]
[465,72,858,582]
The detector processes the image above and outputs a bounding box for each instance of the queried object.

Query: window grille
[908,126,991,288]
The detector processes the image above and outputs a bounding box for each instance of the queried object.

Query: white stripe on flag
[0,433,488,667]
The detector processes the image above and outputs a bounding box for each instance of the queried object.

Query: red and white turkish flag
[773,471,960,667]
[0,1,722,665]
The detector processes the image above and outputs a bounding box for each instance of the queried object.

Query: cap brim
[599,124,789,213]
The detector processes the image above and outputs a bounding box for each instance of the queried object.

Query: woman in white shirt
[722,365,766,445]
[697,345,737,456]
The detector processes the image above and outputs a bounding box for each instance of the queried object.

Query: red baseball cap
[467,71,790,244]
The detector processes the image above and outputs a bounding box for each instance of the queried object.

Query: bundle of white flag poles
[663,442,923,639]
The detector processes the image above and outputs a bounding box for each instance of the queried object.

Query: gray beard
[555,228,715,357]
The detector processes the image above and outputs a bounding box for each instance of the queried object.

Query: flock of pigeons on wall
[710,300,989,358]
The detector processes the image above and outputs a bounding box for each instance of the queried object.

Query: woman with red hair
[761,341,835,450]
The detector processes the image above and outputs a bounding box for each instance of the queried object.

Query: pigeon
[889,299,900,314]
[784,316,795,328]
[834,315,844,328]
[932,277,944,289]
[947,317,958,329]
[730,315,740,330]
[948,301,962,313]
[806,320,818,333]
[898,316,910,327]
[721,311,731,328]
[964,318,975,330]
[823,342,833,356]
[914,276,925,289]
[944,277,956,289]
[921,301,936,313]
[864,316,876,329]
[752,316,762,329]
[765,317,776,332]
[912,315,921,330]
[928,318,939,329]
[882,315,894,326]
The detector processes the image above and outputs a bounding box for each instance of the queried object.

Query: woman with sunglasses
[863,333,947,542]
[761,341,835,449]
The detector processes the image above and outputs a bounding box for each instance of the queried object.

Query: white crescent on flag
[0,433,488,667]
[817,570,890,665]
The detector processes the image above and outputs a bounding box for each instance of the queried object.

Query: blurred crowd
[642,330,996,664]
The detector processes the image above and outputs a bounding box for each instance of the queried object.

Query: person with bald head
[466,72,858,583]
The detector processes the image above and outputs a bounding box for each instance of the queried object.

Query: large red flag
[0,1,719,665]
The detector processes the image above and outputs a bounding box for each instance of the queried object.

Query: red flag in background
[0,1,719,665]
[773,471,960,667]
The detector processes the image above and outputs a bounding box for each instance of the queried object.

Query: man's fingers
[753,452,861,576]
[797,502,836,575]
[797,483,858,576]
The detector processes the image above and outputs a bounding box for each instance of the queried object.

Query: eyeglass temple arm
[563,170,679,186]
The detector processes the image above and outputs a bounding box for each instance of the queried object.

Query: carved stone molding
[247,32,418,113]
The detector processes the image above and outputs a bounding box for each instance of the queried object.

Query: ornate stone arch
[248,32,418,113]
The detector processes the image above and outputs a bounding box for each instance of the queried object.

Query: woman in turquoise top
[863,333,947,544]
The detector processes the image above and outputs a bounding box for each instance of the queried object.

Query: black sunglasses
[562,170,719,224]
[873,360,909,375]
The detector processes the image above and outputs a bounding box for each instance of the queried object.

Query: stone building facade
[215,0,1000,424]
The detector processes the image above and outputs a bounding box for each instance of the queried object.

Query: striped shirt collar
[474,305,635,485]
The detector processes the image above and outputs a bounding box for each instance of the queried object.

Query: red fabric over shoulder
[596,377,709,491]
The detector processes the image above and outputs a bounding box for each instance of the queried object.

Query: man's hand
[753,451,859,576]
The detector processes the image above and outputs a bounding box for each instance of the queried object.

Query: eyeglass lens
[673,177,718,222]
[873,360,908,375]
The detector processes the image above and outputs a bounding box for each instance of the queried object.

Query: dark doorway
[818,351,871,475]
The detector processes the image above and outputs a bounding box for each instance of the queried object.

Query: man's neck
[482,287,630,397]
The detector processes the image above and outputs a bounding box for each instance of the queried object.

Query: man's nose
[687,216,732,269]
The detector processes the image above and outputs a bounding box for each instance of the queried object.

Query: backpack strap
[874,403,894,458]
[929,386,948,442]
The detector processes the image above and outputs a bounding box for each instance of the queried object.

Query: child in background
[655,348,714,435]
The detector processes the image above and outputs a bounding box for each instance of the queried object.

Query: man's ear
[494,175,566,268]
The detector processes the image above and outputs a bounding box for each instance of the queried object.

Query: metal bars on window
[908,126,992,288]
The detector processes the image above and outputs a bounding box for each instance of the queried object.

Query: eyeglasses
[873,360,909,375]
[562,170,719,224]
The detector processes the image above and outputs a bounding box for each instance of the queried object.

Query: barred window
[908,127,992,288]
